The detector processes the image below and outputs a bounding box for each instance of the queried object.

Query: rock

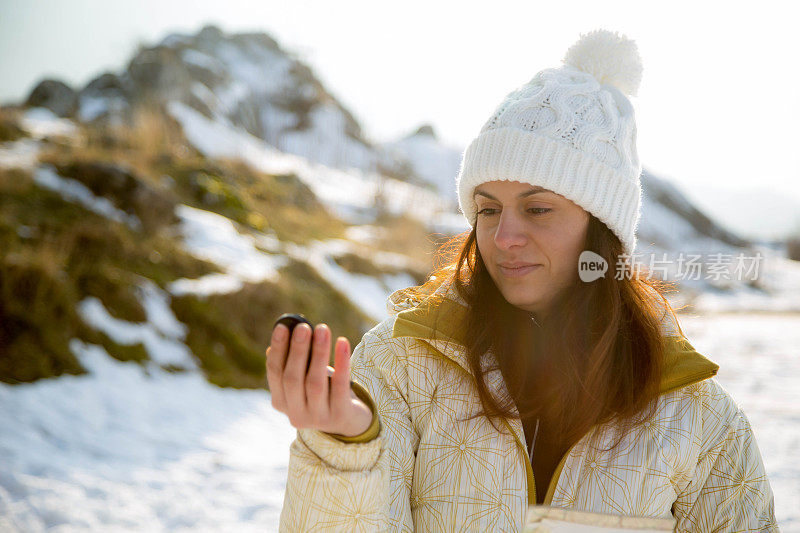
[413,124,437,138]
[82,72,128,95]
[24,79,78,118]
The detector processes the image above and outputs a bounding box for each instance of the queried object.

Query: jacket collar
[389,276,720,396]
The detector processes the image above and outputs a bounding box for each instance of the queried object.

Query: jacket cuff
[296,381,383,472]
[325,380,381,444]
[297,424,382,472]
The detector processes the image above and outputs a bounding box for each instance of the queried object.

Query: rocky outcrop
[24,79,78,117]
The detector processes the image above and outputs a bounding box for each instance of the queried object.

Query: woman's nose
[494,211,527,249]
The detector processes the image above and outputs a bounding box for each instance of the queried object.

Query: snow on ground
[0,341,293,532]
[343,224,388,244]
[167,273,245,298]
[31,165,143,231]
[77,277,196,369]
[167,204,288,297]
[281,237,417,323]
[168,203,417,323]
[181,49,225,75]
[278,100,378,173]
[0,311,797,531]
[19,107,78,140]
[77,95,128,123]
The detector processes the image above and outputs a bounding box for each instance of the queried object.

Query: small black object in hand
[273,313,315,373]
[272,313,353,386]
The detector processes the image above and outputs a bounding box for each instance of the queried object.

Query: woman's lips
[498,264,542,277]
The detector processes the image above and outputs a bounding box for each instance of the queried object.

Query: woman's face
[474,180,590,319]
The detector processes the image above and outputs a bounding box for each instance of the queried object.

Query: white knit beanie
[456,28,644,255]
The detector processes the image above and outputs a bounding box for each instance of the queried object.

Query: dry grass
[85,102,194,160]
[0,106,26,142]
[37,101,204,192]
[0,166,221,383]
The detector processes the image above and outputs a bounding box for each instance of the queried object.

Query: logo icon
[578,251,607,282]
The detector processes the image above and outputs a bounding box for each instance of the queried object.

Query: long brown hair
[399,213,681,454]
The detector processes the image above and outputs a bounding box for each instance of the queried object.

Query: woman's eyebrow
[474,187,549,200]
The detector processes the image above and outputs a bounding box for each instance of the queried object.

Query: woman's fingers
[330,336,352,410]
[305,324,331,425]
[266,323,289,412]
[267,320,356,433]
[282,323,312,420]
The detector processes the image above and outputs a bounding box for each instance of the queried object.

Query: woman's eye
[476,207,551,216]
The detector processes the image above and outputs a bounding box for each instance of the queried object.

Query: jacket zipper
[421,341,577,507]
[499,417,538,505]
[501,414,583,506]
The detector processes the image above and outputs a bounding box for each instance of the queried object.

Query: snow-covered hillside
[0,108,420,326]
[165,100,455,230]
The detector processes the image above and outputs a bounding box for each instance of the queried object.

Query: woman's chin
[499,289,545,312]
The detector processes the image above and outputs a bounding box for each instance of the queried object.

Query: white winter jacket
[279,277,779,531]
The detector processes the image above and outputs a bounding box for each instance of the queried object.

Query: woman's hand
[266,322,373,437]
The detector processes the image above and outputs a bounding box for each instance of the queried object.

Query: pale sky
[1,0,799,234]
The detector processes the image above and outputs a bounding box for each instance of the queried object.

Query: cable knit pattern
[456,29,644,254]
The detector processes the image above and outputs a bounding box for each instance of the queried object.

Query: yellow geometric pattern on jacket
[279,276,779,532]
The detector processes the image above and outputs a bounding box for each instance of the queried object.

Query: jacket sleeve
[278,322,417,532]
[672,379,780,532]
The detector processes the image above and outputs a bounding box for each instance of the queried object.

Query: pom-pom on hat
[456,28,644,254]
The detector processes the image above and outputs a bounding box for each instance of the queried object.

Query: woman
[269,29,778,531]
